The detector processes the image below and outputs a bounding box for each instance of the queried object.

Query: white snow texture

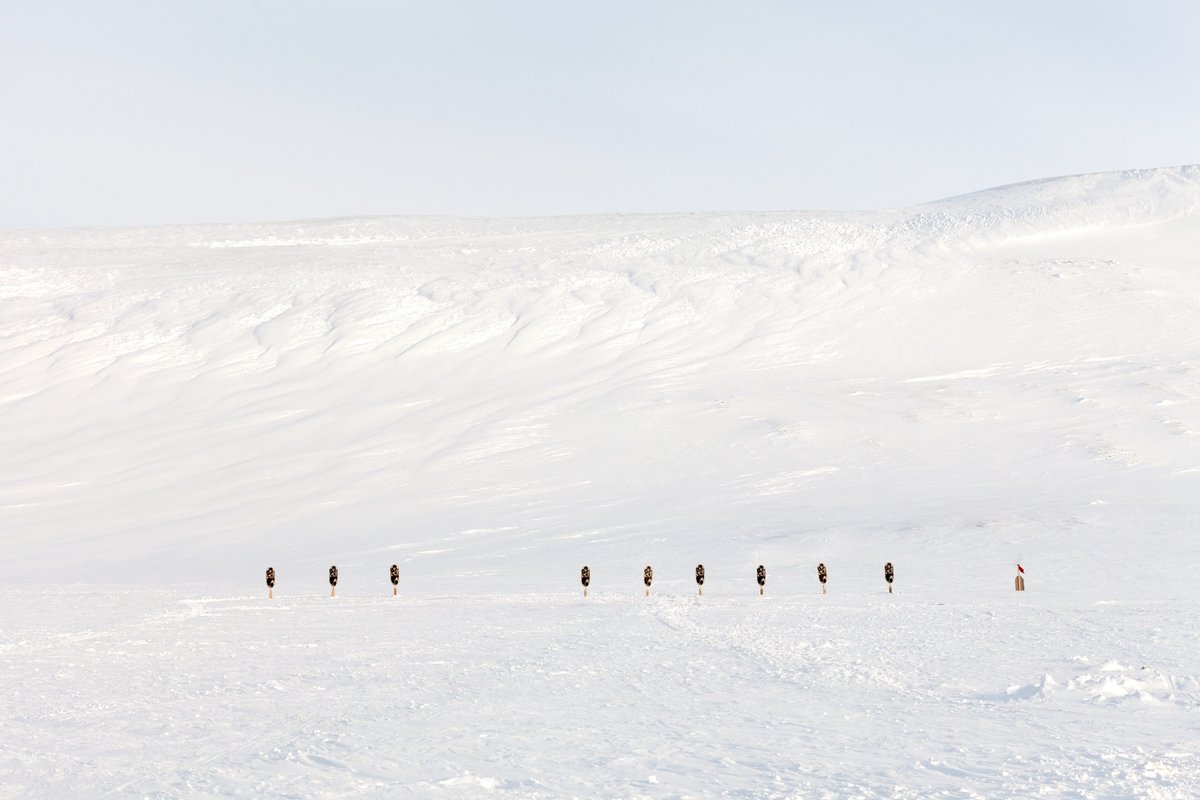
[2,166,1199,797]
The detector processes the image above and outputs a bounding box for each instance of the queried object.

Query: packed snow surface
[2,166,1199,797]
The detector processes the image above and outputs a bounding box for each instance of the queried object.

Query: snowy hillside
[2,165,1198,594]
[2,166,1199,797]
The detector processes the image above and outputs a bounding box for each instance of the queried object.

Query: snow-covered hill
[3,165,1198,594]
[2,167,1199,797]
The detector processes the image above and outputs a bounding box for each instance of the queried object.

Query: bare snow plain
[2,166,1199,798]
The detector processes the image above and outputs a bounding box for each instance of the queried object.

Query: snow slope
[1,166,1199,797]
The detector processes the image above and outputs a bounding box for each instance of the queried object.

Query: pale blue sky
[3,0,1198,228]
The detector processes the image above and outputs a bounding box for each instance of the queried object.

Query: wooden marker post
[756,565,766,595]
[695,564,705,596]
[1015,564,1025,592]
[581,565,590,597]
[390,564,399,597]
[329,565,338,598]
[884,562,894,594]
[265,566,275,600]
[644,566,653,597]
[817,562,828,595]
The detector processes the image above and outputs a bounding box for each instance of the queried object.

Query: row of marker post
[621,562,887,597]
[264,562,1027,598]
[264,564,399,598]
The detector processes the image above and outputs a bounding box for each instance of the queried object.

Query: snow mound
[995,664,1200,707]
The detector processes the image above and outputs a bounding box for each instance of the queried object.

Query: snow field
[2,589,1197,798]
[2,165,1200,796]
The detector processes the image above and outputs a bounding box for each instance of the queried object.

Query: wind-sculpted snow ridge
[2,166,1200,797]
[903,164,1200,249]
